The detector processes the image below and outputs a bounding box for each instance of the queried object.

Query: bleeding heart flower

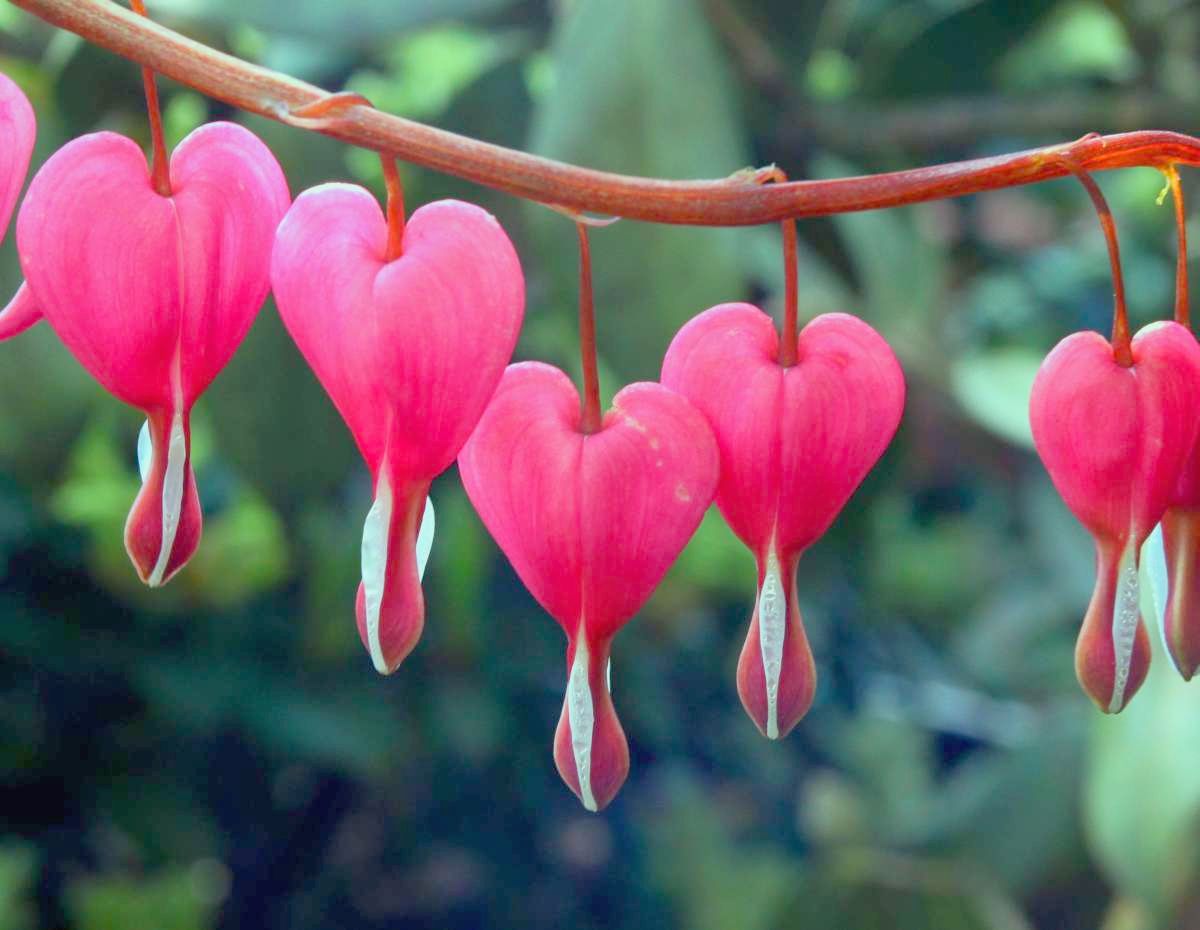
[0,71,37,340]
[662,305,905,739]
[458,362,718,811]
[0,71,33,243]
[1139,419,1200,682]
[1030,321,1200,712]
[271,184,524,674]
[13,122,289,585]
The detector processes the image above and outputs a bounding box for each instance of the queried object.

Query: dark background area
[2,0,1200,928]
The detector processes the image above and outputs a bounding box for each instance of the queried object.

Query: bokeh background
[2,0,1200,927]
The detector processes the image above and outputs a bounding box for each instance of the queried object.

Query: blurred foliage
[2,0,1200,929]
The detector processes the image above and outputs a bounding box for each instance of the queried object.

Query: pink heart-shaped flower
[15,122,290,585]
[0,71,33,244]
[662,305,905,738]
[1030,321,1200,711]
[271,184,524,674]
[458,362,718,810]
[1156,478,1200,680]
[0,71,38,340]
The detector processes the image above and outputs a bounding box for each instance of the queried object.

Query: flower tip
[1073,542,1151,713]
[124,413,202,587]
[354,581,423,675]
[735,554,816,739]
[553,639,629,812]
[356,483,432,676]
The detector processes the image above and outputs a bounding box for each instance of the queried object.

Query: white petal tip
[361,474,394,677]
[146,413,187,588]
[1107,544,1141,714]
[567,637,598,813]
[758,547,786,740]
[136,420,152,484]
[417,495,435,581]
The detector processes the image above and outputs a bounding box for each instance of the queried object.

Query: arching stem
[1166,164,1190,328]
[749,166,799,366]
[130,0,170,196]
[15,0,1200,226]
[380,154,405,262]
[779,217,798,367]
[576,222,601,435]
[1070,169,1132,367]
[287,93,406,261]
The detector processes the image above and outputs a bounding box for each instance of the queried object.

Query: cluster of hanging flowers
[0,22,1195,812]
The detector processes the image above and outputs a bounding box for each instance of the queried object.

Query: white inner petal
[566,635,597,812]
[136,420,152,484]
[416,495,435,581]
[361,471,394,675]
[147,412,186,588]
[757,546,786,739]
[1143,523,1178,674]
[1108,542,1141,713]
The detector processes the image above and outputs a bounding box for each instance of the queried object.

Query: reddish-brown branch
[576,223,602,434]
[1168,165,1190,328]
[1070,170,1132,366]
[11,0,1200,226]
[128,0,169,195]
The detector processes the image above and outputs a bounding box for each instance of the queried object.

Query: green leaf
[949,348,1042,449]
[66,865,226,930]
[998,1,1137,90]
[180,487,290,608]
[348,26,526,122]
[526,0,749,380]
[0,841,37,930]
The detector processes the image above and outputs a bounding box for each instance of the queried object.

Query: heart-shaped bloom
[662,306,905,738]
[459,362,718,810]
[271,184,524,674]
[0,71,33,243]
[1140,429,1200,681]
[0,71,37,339]
[1030,322,1200,711]
[14,122,289,585]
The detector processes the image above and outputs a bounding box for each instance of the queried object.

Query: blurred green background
[2,0,1200,928]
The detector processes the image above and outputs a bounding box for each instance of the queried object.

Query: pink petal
[272,185,524,672]
[662,305,904,737]
[1160,507,1200,679]
[459,362,718,809]
[0,282,42,341]
[457,363,585,626]
[0,71,35,244]
[17,122,290,584]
